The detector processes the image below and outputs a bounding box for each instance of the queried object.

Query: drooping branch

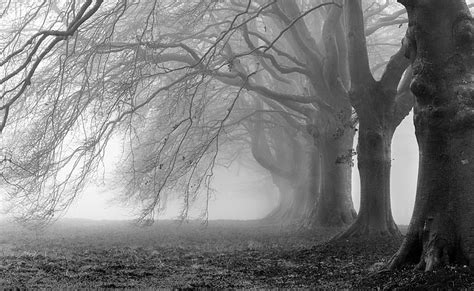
[0,0,104,133]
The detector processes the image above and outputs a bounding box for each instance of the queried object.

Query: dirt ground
[0,219,472,288]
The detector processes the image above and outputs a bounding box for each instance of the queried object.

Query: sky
[64,111,419,225]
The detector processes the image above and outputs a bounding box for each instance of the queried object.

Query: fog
[0,0,432,227]
[64,113,418,225]
[0,1,472,289]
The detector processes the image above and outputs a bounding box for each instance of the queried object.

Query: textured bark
[337,113,401,238]
[389,0,474,270]
[336,0,412,239]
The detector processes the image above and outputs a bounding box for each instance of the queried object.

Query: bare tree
[0,0,414,229]
[389,0,474,271]
[332,0,413,239]
[0,0,106,225]
[0,0,353,226]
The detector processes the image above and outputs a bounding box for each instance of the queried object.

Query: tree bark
[389,0,474,270]
[314,127,357,227]
[337,107,401,238]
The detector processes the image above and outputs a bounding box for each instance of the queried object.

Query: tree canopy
[0,0,413,226]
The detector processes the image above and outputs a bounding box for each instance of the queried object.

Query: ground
[0,219,472,288]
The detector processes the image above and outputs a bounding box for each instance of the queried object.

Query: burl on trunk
[389,0,474,270]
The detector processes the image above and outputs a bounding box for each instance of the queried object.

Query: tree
[334,0,413,239]
[247,99,317,224]
[0,0,358,226]
[218,0,359,227]
[251,0,415,231]
[0,0,410,228]
[388,0,474,270]
[0,0,107,224]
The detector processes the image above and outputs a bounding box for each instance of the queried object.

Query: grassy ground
[0,219,472,288]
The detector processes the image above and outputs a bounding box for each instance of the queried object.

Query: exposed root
[314,207,356,228]
[388,216,459,271]
[387,235,420,270]
[331,218,401,242]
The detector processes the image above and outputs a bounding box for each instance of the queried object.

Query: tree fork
[339,0,411,240]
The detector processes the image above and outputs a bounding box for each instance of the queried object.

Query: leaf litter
[0,219,472,288]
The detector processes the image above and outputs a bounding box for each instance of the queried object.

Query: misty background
[59,114,417,224]
[0,0,436,226]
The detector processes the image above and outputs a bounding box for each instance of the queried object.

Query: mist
[0,0,472,288]
[62,112,418,225]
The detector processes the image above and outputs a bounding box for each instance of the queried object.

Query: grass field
[0,219,471,288]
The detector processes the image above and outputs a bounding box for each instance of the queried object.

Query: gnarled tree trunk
[389,0,474,270]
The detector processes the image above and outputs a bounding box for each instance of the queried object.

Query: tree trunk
[336,116,400,238]
[264,176,295,221]
[389,0,474,270]
[315,130,357,227]
[264,143,320,225]
[340,0,412,239]
[304,145,321,224]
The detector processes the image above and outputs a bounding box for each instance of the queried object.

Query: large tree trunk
[315,129,357,227]
[337,113,401,238]
[389,0,474,270]
[356,122,399,236]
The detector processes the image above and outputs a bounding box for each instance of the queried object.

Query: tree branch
[345,0,375,89]
[379,44,410,97]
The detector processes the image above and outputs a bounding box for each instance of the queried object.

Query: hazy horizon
[57,112,418,225]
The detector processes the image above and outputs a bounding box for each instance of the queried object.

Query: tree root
[331,218,401,242]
